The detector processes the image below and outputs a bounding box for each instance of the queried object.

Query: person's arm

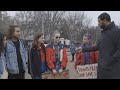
[94,51,99,63]
[4,44,8,72]
[46,48,55,71]
[61,48,68,70]
[112,30,120,60]
[30,48,40,77]
[82,41,100,52]
[0,57,4,78]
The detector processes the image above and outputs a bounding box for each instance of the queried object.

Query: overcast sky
[7,11,120,26]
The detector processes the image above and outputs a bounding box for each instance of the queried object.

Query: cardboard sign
[76,64,97,79]
[42,70,69,79]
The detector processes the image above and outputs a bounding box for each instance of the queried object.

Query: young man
[74,34,98,69]
[77,12,120,79]
[46,30,68,74]
[5,25,28,79]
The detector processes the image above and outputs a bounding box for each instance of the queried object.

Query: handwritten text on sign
[76,64,97,79]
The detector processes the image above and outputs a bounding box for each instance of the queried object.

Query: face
[13,27,21,39]
[83,36,89,44]
[38,35,44,44]
[54,33,61,43]
[3,36,7,47]
[98,18,106,29]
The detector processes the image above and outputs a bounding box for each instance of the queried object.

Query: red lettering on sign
[86,72,93,77]
[79,73,85,77]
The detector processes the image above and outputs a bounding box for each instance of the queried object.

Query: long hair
[32,33,46,61]
[7,25,19,40]
[0,33,6,56]
[32,33,44,49]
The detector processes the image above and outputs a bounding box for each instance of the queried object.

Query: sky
[7,11,120,26]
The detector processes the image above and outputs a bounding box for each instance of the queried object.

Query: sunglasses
[56,36,61,39]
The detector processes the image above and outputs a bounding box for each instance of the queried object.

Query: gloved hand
[52,69,57,74]
[59,68,63,73]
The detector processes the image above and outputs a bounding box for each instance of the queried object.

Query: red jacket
[46,43,68,70]
[74,44,99,69]
[38,47,45,62]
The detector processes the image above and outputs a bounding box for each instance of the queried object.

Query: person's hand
[59,68,63,73]
[52,69,57,74]
[76,46,82,53]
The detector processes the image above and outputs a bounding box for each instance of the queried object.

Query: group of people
[76,12,120,79]
[0,27,68,79]
[0,12,120,79]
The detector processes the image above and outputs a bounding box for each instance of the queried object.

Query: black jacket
[82,22,120,79]
[28,47,41,77]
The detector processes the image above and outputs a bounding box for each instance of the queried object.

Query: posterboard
[76,64,97,79]
[42,70,69,79]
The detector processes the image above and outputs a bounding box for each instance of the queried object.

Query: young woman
[46,30,68,74]
[29,33,47,79]
[0,32,7,79]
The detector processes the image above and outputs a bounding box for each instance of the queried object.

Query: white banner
[76,64,97,79]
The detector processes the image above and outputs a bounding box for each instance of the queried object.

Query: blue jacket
[0,52,5,77]
[5,40,28,74]
[70,45,75,54]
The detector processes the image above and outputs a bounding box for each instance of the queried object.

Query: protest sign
[42,70,69,79]
[76,64,97,79]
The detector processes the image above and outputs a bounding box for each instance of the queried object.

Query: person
[77,12,120,79]
[29,33,47,79]
[70,43,75,62]
[0,33,7,79]
[46,30,68,74]
[5,25,28,79]
[74,34,98,69]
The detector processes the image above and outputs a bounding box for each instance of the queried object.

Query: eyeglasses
[56,36,61,39]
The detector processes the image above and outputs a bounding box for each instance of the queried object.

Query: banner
[42,70,69,79]
[76,64,97,79]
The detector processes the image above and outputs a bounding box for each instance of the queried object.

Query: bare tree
[0,11,11,33]
[62,11,92,43]
[12,11,93,43]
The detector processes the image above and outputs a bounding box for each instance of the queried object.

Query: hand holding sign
[52,69,57,74]
[59,68,63,73]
